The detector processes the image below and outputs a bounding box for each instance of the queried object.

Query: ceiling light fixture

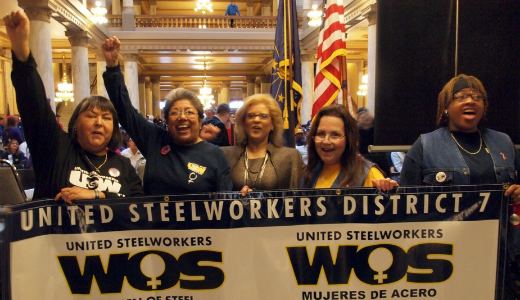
[55,55,74,103]
[357,74,368,96]
[194,0,214,14]
[198,59,215,108]
[307,4,323,27]
[90,1,108,24]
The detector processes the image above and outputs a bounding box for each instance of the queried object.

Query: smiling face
[167,99,202,145]
[314,116,347,166]
[244,103,273,144]
[75,107,114,155]
[447,88,485,132]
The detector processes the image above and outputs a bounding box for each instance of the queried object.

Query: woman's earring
[444,109,448,117]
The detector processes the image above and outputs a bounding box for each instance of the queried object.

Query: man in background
[202,103,231,146]
[225,0,240,28]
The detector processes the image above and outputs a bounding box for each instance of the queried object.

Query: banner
[0,185,509,300]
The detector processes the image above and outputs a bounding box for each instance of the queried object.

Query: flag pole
[282,0,289,131]
[288,0,296,146]
[339,24,357,116]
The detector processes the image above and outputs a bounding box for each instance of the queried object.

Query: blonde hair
[234,94,284,147]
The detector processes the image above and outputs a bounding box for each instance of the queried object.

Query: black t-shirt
[451,131,496,184]
[103,65,232,195]
[11,53,143,199]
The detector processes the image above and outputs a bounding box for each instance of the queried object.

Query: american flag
[312,0,349,118]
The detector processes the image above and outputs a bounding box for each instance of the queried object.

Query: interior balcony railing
[108,15,302,29]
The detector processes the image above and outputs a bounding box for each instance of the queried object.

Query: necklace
[450,131,484,155]
[85,153,108,173]
[243,150,269,188]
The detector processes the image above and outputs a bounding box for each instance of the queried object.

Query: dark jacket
[203,116,230,146]
[0,151,27,169]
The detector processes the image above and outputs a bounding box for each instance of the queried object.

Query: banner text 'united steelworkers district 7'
[0,185,508,300]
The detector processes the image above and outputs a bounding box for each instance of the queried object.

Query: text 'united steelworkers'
[19,192,492,230]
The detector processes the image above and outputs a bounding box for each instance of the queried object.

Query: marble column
[218,81,230,104]
[151,76,161,118]
[66,30,91,105]
[254,76,261,94]
[246,76,256,96]
[301,55,315,125]
[149,0,157,14]
[138,76,146,115]
[112,0,121,15]
[260,76,271,94]
[2,51,17,115]
[19,5,55,110]
[145,77,153,117]
[246,0,254,16]
[122,0,135,30]
[261,0,272,16]
[124,53,140,110]
[96,52,109,98]
[365,5,377,114]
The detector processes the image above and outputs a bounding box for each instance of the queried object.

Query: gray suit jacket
[221,144,304,190]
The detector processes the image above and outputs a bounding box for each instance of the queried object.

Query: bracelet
[94,190,99,199]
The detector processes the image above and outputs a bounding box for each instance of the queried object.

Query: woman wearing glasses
[400,74,520,198]
[221,94,304,193]
[102,37,232,195]
[302,105,397,190]
[400,74,520,298]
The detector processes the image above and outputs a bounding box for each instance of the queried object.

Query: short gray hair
[162,88,204,121]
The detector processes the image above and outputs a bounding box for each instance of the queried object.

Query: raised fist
[102,36,121,67]
[3,10,30,61]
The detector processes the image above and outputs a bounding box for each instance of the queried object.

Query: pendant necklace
[450,131,489,155]
[84,153,108,190]
[243,150,269,188]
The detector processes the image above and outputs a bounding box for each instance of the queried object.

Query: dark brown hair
[68,96,122,150]
[436,74,488,127]
[304,105,364,187]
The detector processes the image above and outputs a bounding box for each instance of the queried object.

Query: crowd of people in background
[2,10,520,203]
[2,7,520,299]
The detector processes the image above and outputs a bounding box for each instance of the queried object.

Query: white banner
[1,185,508,300]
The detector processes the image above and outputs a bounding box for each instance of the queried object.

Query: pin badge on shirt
[109,168,120,177]
[160,145,171,155]
[500,152,507,160]
[435,171,447,183]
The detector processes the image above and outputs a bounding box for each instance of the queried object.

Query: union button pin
[435,172,447,183]
[108,168,120,177]
[510,213,520,226]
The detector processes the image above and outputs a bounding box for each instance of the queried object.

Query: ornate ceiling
[1,0,369,96]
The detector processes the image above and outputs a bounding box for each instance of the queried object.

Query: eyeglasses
[313,132,345,143]
[169,109,198,118]
[453,91,485,103]
[246,113,270,120]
